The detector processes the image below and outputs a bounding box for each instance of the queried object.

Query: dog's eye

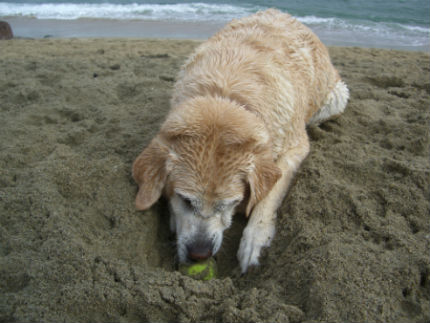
[214,203,226,213]
[215,198,241,213]
[179,195,193,209]
[183,197,192,208]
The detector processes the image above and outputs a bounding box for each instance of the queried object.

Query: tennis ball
[179,258,217,281]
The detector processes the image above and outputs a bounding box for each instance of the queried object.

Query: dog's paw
[237,221,275,273]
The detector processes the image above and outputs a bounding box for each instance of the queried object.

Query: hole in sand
[152,198,248,277]
[215,214,248,278]
[419,269,428,288]
[151,198,177,271]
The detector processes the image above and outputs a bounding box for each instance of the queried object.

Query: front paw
[237,222,275,273]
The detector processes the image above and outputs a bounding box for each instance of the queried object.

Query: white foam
[298,15,430,48]
[297,15,336,25]
[0,2,257,21]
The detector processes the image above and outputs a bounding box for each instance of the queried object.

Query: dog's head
[132,96,281,263]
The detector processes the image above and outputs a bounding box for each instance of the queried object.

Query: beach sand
[0,38,429,322]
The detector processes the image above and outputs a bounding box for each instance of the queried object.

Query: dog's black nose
[186,241,213,261]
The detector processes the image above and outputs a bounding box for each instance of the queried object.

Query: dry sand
[0,38,429,323]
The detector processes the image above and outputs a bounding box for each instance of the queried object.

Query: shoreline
[5,17,225,40]
[4,17,430,52]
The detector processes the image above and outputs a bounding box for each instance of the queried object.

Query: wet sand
[6,17,225,40]
[0,38,429,322]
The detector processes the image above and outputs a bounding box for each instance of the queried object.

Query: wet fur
[132,9,349,273]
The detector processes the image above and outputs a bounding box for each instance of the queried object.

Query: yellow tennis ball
[179,258,217,281]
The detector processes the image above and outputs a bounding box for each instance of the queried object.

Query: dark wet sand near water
[0,39,429,322]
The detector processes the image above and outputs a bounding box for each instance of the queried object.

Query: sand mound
[0,39,429,322]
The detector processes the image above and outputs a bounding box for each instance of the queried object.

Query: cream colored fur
[132,9,349,273]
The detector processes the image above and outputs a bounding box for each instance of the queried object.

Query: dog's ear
[246,156,281,216]
[132,137,170,210]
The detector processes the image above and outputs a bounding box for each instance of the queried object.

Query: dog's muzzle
[186,238,214,261]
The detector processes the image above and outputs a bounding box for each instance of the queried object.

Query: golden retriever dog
[132,9,349,273]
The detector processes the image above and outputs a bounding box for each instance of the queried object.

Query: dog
[132,9,349,273]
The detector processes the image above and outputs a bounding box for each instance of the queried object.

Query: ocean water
[1,0,429,50]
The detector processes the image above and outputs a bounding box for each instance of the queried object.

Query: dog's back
[172,9,343,158]
[134,9,349,273]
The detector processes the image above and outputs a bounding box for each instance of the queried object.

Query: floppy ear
[246,156,282,216]
[132,137,169,210]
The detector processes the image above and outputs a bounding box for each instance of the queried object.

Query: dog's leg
[307,80,349,126]
[238,130,310,273]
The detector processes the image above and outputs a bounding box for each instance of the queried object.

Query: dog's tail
[307,80,349,126]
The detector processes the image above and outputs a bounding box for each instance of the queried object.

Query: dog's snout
[186,241,213,261]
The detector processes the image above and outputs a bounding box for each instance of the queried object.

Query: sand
[6,18,226,40]
[0,38,429,323]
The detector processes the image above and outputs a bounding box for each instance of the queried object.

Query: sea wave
[298,15,429,47]
[1,2,428,48]
[300,15,429,34]
[0,2,258,21]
